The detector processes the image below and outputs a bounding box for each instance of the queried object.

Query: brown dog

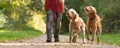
[66,9,86,43]
[84,6,102,44]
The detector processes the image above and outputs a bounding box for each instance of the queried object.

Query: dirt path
[0,35,119,48]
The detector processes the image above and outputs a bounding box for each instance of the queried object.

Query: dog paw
[97,42,100,45]
[87,40,94,44]
[72,41,76,43]
[83,41,87,44]
[69,41,72,43]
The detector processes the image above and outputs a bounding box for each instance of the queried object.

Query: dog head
[66,9,79,22]
[84,6,97,14]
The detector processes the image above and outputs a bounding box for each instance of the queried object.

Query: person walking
[45,0,65,42]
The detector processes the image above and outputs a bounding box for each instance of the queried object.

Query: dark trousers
[46,10,63,41]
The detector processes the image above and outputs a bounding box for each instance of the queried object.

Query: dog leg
[91,26,97,43]
[72,32,77,43]
[81,24,86,44]
[69,31,72,43]
[87,27,90,40]
[97,26,102,44]
[69,24,72,43]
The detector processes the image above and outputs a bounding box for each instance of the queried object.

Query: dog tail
[100,14,105,21]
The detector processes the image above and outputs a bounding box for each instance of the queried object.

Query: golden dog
[66,9,86,43]
[84,6,102,44]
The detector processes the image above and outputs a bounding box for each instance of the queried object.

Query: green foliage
[0,12,7,28]
[0,0,44,31]
[61,13,69,33]
[0,30,43,42]
[28,0,43,11]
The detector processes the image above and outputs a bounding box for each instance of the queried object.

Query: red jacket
[45,0,64,13]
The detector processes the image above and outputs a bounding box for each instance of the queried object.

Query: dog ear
[66,12,71,20]
[71,11,76,18]
[74,14,79,22]
[90,6,96,14]
[90,7,94,14]
[71,11,79,22]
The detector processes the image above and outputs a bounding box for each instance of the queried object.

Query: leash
[64,5,69,11]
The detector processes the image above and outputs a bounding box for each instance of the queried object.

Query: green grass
[101,33,120,46]
[0,30,43,42]
[78,33,120,46]
[61,32,120,46]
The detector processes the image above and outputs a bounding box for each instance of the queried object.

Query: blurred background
[0,0,120,33]
[0,0,46,33]
[0,0,120,45]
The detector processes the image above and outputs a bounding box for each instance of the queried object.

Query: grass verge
[78,33,120,46]
[61,32,120,46]
[101,33,120,46]
[0,30,43,42]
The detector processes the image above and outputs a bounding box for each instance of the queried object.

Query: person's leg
[54,12,63,42]
[46,10,54,42]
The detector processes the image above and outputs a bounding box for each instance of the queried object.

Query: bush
[0,12,7,28]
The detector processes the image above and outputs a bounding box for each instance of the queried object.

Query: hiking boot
[54,39,59,42]
[46,39,52,42]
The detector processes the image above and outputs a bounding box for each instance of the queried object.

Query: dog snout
[85,7,89,12]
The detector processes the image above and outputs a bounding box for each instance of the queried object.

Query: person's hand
[59,0,64,4]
